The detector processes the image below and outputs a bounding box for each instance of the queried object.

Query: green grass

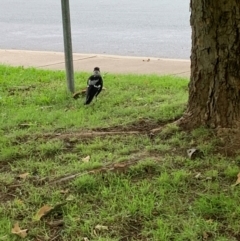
[0,65,240,241]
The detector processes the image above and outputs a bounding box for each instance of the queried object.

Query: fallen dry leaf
[203,231,209,240]
[11,222,28,238]
[233,172,240,186]
[66,194,75,201]
[17,173,30,180]
[206,219,213,223]
[35,203,66,221]
[60,189,69,194]
[34,204,53,221]
[93,229,97,236]
[195,173,201,179]
[205,177,212,181]
[95,224,108,231]
[82,155,90,163]
[83,238,90,241]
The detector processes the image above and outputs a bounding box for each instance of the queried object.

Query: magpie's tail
[85,86,98,105]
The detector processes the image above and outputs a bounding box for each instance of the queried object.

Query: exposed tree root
[50,152,156,184]
[44,131,142,141]
[42,124,168,141]
[149,126,163,134]
[173,112,195,130]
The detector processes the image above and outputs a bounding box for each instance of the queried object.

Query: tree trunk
[180,0,240,129]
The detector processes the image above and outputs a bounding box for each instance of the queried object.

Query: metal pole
[61,0,75,93]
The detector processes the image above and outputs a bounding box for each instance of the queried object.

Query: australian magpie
[84,67,103,105]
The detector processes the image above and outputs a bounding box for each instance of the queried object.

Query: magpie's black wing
[95,86,102,97]
[95,76,103,97]
[84,85,99,105]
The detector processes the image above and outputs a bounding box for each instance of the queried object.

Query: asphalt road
[0,0,191,59]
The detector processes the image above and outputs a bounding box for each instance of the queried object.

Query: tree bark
[180,0,240,129]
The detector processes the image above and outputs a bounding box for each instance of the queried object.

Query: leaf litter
[233,172,240,186]
[34,204,53,221]
[17,172,30,180]
[33,203,67,221]
[82,155,90,163]
[11,222,28,238]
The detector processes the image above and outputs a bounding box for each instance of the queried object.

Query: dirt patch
[119,216,145,241]
[0,161,11,172]
[0,182,24,202]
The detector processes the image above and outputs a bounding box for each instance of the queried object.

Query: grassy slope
[0,65,240,241]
